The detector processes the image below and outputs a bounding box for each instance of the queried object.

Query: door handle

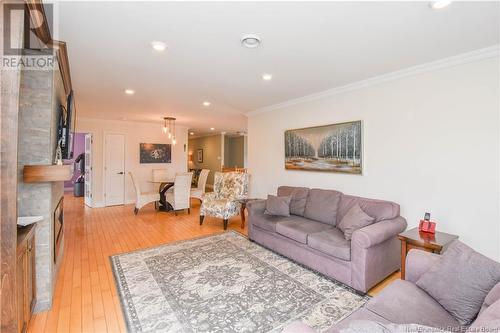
[117,172,124,175]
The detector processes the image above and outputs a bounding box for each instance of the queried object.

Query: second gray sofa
[247,186,407,293]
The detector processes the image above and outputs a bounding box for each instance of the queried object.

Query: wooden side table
[398,227,458,280]
[237,198,261,229]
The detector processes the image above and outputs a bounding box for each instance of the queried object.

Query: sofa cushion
[416,241,500,326]
[337,204,375,240]
[277,186,309,216]
[307,228,351,261]
[365,280,462,330]
[467,299,500,332]
[337,195,400,223]
[276,219,334,244]
[264,194,291,217]
[303,189,342,225]
[251,214,283,233]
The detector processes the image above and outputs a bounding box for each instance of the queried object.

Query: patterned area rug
[110,231,368,333]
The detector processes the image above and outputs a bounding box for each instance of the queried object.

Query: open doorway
[63,132,88,197]
[223,134,247,170]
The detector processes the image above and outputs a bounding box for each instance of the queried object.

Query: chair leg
[223,219,228,230]
[134,207,138,215]
[188,208,191,214]
[200,215,205,225]
[154,201,158,210]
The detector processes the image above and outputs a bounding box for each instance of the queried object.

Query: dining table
[148,179,174,211]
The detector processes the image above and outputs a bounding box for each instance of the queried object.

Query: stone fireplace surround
[17,51,67,312]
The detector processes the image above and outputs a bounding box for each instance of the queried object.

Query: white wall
[248,57,500,260]
[76,118,188,207]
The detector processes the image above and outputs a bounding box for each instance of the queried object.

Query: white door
[84,133,93,207]
[105,134,125,206]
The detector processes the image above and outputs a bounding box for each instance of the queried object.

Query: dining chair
[199,171,249,230]
[129,172,160,215]
[190,169,210,202]
[165,172,193,215]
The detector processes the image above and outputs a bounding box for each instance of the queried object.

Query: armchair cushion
[404,249,441,283]
[351,217,407,249]
[481,282,500,313]
[337,204,375,240]
[365,279,461,330]
[200,198,240,220]
[264,194,292,217]
[416,240,500,326]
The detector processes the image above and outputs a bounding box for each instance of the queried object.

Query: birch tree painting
[285,121,362,174]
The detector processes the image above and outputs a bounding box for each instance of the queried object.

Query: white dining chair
[190,169,210,202]
[165,172,193,215]
[129,172,160,215]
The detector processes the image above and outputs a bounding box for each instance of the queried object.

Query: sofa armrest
[246,199,266,216]
[352,216,407,249]
[282,322,317,333]
[405,249,441,283]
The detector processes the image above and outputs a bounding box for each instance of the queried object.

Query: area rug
[110,231,368,333]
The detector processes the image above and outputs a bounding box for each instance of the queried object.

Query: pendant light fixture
[162,117,177,145]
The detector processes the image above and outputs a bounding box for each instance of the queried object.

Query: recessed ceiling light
[241,34,261,48]
[430,0,452,9]
[210,127,215,131]
[151,41,167,52]
[190,132,194,135]
[262,73,273,81]
[203,101,211,107]
[124,89,135,95]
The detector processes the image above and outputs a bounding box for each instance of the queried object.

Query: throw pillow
[264,195,292,217]
[416,240,500,326]
[337,204,375,240]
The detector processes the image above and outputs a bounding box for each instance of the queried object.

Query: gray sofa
[247,186,407,293]
[283,249,500,333]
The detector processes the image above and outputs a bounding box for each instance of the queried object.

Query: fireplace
[54,196,64,263]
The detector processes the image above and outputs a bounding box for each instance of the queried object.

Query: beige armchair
[190,169,210,202]
[165,172,193,215]
[129,172,160,215]
[199,172,249,230]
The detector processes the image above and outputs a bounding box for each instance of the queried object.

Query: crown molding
[246,45,500,117]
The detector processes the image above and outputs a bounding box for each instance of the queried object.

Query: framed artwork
[140,143,171,163]
[197,149,203,163]
[284,120,362,174]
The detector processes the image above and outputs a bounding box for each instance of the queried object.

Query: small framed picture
[197,149,203,163]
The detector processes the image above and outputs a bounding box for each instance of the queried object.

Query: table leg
[158,182,174,211]
[240,202,246,229]
[400,240,407,280]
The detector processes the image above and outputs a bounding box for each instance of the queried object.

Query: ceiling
[54,1,499,136]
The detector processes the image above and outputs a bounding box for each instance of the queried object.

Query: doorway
[104,133,125,206]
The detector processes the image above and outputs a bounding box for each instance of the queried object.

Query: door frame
[84,133,93,208]
[103,132,126,206]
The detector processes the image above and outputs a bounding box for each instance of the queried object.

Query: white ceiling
[54,1,499,136]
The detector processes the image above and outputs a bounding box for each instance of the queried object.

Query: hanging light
[162,117,168,134]
[162,116,177,145]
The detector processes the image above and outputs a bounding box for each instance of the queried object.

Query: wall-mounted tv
[58,90,76,160]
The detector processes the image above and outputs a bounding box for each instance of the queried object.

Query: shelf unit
[23,165,72,183]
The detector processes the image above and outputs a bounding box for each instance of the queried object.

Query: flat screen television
[58,90,76,160]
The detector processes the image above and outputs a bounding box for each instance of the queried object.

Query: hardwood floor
[28,194,398,333]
